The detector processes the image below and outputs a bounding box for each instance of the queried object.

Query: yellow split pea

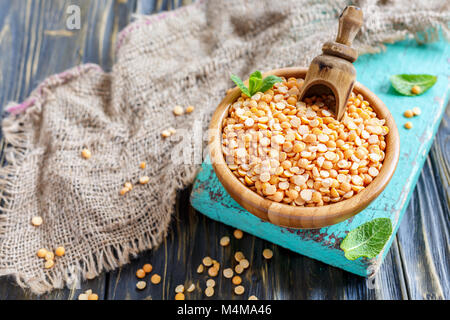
[37,248,47,258]
[175,284,185,293]
[263,248,273,259]
[220,236,230,247]
[55,247,65,257]
[143,263,153,274]
[81,148,91,159]
[234,251,245,262]
[202,256,213,267]
[234,285,245,295]
[233,229,244,239]
[139,176,150,184]
[136,281,147,290]
[151,274,161,284]
[205,286,214,297]
[173,105,184,116]
[223,268,234,278]
[186,284,196,292]
[44,259,54,269]
[175,292,185,300]
[31,216,43,227]
[136,269,146,279]
[411,85,421,95]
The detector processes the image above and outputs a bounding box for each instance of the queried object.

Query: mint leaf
[248,71,263,96]
[230,74,251,97]
[231,72,282,97]
[340,218,392,261]
[390,74,437,96]
[259,75,283,93]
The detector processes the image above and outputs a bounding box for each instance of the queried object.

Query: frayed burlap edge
[0,63,200,294]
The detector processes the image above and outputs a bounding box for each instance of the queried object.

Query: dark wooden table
[0,0,448,300]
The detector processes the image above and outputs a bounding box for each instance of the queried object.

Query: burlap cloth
[0,0,448,295]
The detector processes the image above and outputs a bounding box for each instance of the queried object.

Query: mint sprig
[390,74,437,96]
[340,218,393,261]
[231,71,282,97]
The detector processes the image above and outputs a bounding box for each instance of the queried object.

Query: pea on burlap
[0,0,448,294]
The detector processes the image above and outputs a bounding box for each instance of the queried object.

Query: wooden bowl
[209,67,400,229]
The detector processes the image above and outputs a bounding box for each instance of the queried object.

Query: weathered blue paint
[191,37,449,277]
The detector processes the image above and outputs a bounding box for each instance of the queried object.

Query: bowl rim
[209,67,400,229]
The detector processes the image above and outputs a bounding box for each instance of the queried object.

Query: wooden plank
[396,112,450,300]
[0,0,136,299]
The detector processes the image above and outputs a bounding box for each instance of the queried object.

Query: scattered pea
[124,182,133,190]
[44,259,54,269]
[151,274,161,284]
[239,259,249,269]
[234,264,244,274]
[197,264,204,274]
[220,236,230,247]
[81,148,91,159]
[175,284,185,293]
[186,106,195,114]
[88,293,99,300]
[205,286,214,297]
[161,130,171,138]
[412,107,421,116]
[55,247,65,257]
[120,187,129,196]
[232,275,242,285]
[31,216,43,227]
[233,229,244,239]
[143,263,153,274]
[173,105,184,116]
[234,285,245,295]
[234,251,245,262]
[37,248,47,258]
[208,267,218,277]
[140,162,146,169]
[404,121,413,129]
[78,293,89,300]
[136,281,147,290]
[139,176,150,184]
[248,295,258,300]
[175,292,185,300]
[186,284,196,293]
[262,248,273,259]
[206,279,215,287]
[223,268,234,279]
[403,110,414,118]
[411,85,421,95]
[136,269,146,279]
[202,256,213,267]
[44,251,54,261]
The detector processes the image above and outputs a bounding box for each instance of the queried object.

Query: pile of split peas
[222,77,390,206]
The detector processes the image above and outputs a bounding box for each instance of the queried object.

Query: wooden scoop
[299,6,363,121]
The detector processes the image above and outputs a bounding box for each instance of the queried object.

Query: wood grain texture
[0,0,448,300]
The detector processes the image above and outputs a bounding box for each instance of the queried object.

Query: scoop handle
[335,6,363,47]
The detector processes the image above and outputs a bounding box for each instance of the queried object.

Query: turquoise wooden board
[190,37,449,277]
